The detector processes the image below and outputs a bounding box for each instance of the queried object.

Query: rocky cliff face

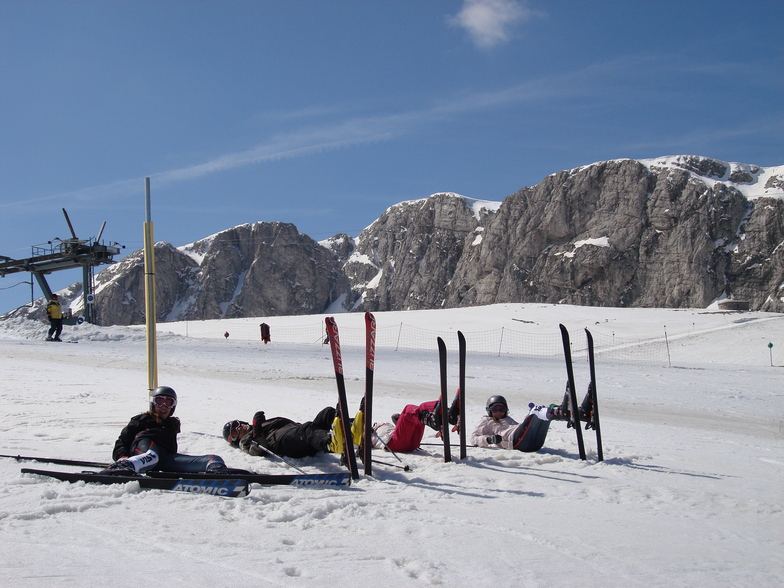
[345,156,783,313]
[344,157,782,313]
[441,159,748,308]
[341,193,500,311]
[6,155,783,325]
[726,197,784,312]
[82,222,349,325]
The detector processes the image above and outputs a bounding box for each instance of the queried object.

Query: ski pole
[250,441,308,475]
[0,454,109,468]
[191,431,309,475]
[371,429,405,464]
[367,429,412,470]
[372,458,410,471]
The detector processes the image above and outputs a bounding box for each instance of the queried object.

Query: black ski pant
[130,438,226,473]
[512,415,551,453]
[48,318,63,339]
[275,406,336,458]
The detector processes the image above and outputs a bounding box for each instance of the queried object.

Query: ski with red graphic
[325,317,360,480]
[363,312,376,475]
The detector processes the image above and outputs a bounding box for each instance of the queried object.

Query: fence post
[664,326,672,367]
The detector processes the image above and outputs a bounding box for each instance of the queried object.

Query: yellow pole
[143,178,158,394]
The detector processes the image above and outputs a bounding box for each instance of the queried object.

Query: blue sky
[1,0,782,315]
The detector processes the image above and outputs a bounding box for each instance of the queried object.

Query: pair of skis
[559,325,604,462]
[8,454,352,497]
[22,467,253,497]
[324,312,375,479]
[436,331,467,462]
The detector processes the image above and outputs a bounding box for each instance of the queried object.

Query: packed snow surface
[0,303,782,587]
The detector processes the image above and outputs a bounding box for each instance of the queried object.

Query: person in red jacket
[104,386,227,474]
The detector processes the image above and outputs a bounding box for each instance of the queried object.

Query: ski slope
[0,303,782,587]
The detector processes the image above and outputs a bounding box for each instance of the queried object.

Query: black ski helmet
[223,420,249,446]
[150,386,177,414]
[485,395,508,417]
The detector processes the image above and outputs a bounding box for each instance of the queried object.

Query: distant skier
[45,293,63,342]
[103,386,228,474]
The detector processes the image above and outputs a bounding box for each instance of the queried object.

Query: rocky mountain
[444,156,783,310]
[86,222,351,325]
[7,155,783,325]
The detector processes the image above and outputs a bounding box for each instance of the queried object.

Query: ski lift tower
[0,209,123,324]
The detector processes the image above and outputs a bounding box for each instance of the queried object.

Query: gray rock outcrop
[346,157,782,312]
[88,222,350,325]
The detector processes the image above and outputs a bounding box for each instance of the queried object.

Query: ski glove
[486,435,502,445]
[252,411,266,435]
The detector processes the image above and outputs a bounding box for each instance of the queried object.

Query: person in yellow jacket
[45,294,63,342]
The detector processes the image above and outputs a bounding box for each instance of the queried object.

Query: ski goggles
[152,395,176,410]
[489,403,507,413]
[227,420,246,444]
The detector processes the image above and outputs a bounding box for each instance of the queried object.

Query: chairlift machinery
[0,209,124,324]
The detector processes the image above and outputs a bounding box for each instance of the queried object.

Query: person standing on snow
[104,386,228,474]
[45,293,63,342]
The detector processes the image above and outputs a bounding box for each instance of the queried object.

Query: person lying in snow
[470,394,578,452]
[223,406,341,459]
[370,396,460,453]
[104,386,228,474]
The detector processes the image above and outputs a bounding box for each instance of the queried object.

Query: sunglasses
[152,396,176,409]
[489,403,506,413]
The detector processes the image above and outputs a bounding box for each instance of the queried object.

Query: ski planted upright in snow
[457,331,467,460]
[559,324,586,460]
[437,337,452,463]
[363,312,376,476]
[325,317,360,480]
[584,328,604,462]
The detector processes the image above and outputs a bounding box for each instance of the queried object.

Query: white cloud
[449,0,534,48]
